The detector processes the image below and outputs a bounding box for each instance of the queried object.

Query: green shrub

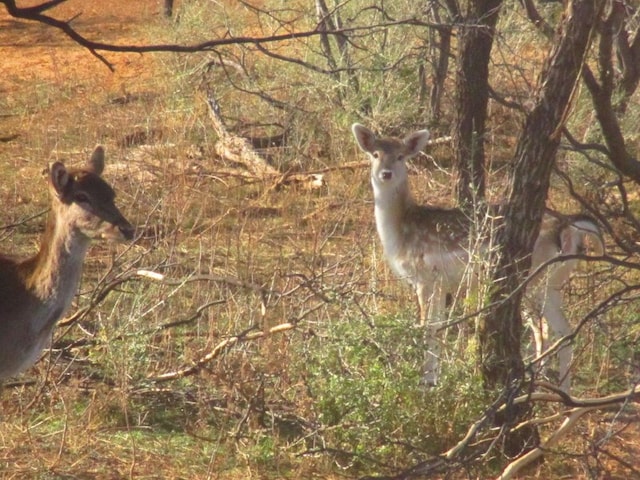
[303,314,487,472]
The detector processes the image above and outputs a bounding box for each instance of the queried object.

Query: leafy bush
[302,313,487,472]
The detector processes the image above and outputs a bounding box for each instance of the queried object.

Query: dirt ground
[0,0,157,91]
[0,0,164,175]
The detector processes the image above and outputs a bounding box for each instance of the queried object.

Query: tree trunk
[315,0,360,109]
[479,0,606,456]
[580,1,640,184]
[453,0,502,208]
[425,2,454,123]
[163,0,173,17]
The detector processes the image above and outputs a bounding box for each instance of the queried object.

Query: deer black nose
[119,222,135,241]
[381,170,393,181]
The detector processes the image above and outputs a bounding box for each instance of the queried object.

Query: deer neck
[24,206,91,310]
[372,178,415,258]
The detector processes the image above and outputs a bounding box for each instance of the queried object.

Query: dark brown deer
[0,146,134,380]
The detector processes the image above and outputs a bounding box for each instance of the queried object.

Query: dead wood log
[147,321,298,383]
[205,95,451,190]
[206,95,326,190]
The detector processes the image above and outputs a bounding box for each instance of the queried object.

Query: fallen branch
[205,95,451,190]
[497,383,640,480]
[136,269,279,297]
[147,321,298,383]
[205,95,326,190]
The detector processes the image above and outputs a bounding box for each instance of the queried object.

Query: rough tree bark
[453,0,503,207]
[315,0,360,109]
[425,0,455,122]
[163,0,173,18]
[581,0,640,184]
[479,0,606,456]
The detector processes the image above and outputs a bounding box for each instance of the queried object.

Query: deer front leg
[416,282,446,386]
[527,305,548,359]
[542,289,573,392]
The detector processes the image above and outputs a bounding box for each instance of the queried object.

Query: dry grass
[0,4,400,478]
[1,1,639,479]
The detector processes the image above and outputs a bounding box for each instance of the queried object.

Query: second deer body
[352,124,603,391]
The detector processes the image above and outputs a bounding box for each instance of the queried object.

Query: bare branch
[499,384,640,479]
[147,321,300,383]
[518,0,554,38]
[0,0,437,72]
[582,65,640,183]
[8,0,68,15]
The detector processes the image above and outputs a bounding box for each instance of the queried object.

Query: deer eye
[396,155,405,162]
[372,151,380,160]
[74,192,91,204]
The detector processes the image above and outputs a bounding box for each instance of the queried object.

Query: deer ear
[50,162,71,197]
[403,130,430,157]
[87,145,105,175]
[560,226,581,254]
[352,124,377,153]
[562,218,604,256]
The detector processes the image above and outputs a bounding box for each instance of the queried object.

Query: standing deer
[0,146,134,381]
[352,123,604,390]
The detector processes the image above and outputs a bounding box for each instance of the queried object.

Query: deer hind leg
[526,300,548,359]
[525,298,552,385]
[541,289,573,392]
[416,282,446,386]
